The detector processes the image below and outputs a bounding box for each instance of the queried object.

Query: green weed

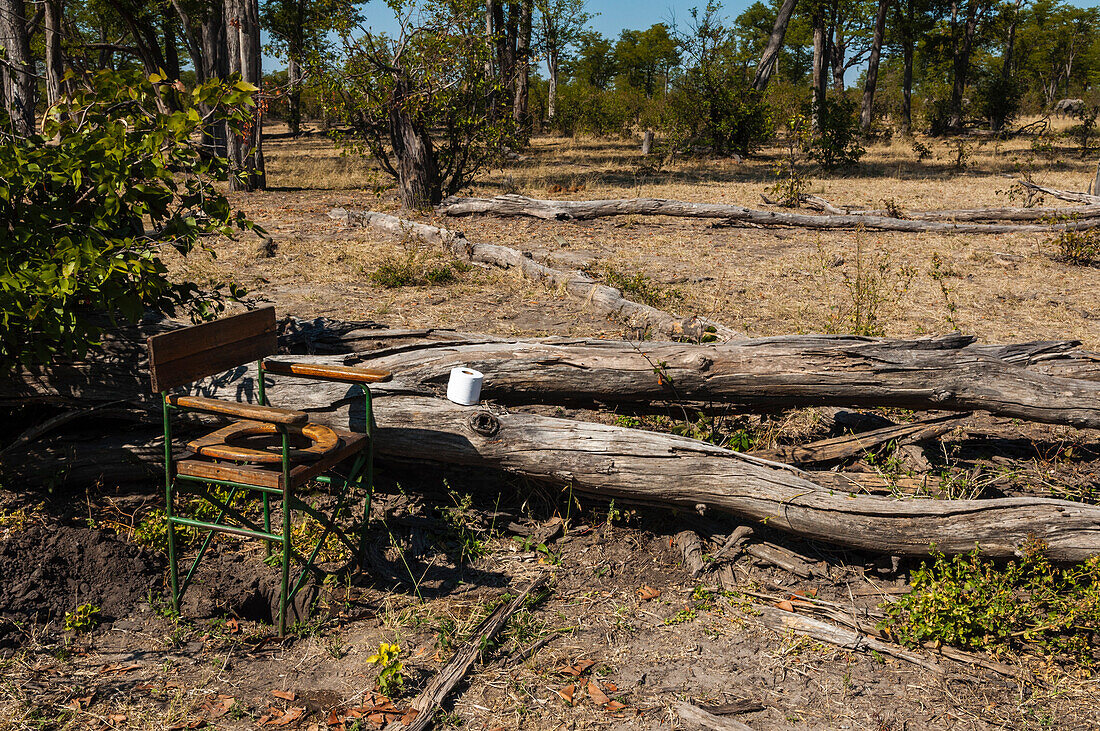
[882,539,1100,670]
[64,603,101,633]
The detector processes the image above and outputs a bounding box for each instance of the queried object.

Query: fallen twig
[384,574,550,731]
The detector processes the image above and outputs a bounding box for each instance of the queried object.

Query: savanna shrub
[666,79,773,157]
[0,70,256,368]
[975,73,1022,132]
[551,82,644,137]
[883,539,1100,670]
[805,96,864,169]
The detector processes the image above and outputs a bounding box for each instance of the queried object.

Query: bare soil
[3,127,1100,730]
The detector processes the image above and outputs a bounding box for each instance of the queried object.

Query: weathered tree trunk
[547,45,558,120]
[164,16,182,82]
[1017,179,1100,205]
[225,0,265,191]
[386,85,441,209]
[344,335,1100,429]
[947,0,980,132]
[860,0,889,135]
[811,5,828,130]
[199,0,228,156]
[287,55,302,135]
[901,19,914,135]
[752,0,798,92]
[642,130,654,155]
[436,194,1100,234]
[512,0,531,127]
[0,0,37,136]
[10,391,1100,561]
[44,0,66,109]
[799,193,1100,222]
[8,320,1100,560]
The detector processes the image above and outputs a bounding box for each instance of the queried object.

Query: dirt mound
[0,525,164,645]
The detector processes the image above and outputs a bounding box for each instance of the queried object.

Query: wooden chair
[147,306,391,635]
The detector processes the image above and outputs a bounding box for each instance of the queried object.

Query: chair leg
[263,493,272,557]
[166,479,180,614]
[279,431,292,637]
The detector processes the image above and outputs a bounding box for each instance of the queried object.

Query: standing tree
[860,0,890,133]
[224,0,265,190]
[0,0,36,136]
[614,24,680,97]
[751,0,800,90]
[324,0,519,209]
[534,0,591,119]
[261,0,363,135]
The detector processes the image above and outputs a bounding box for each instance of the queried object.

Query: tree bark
[901,15,914,135]
[385,83,441,209]
[0,0,36,136]
[8,320,1100,560]
[199,0,228,156]
[44,0,65,109]
[164,15,182,81]
[948,0,980,132]
[811,4,828,130]
[752,0,798,92]
[287,55,302,135]
[436,194,1100,234]
[225,0,265,191]
[860,0,889,135]
[1017,180,1100,205]
[547,45,558,119]
[512,0,531,127]
[799,193,1100,222]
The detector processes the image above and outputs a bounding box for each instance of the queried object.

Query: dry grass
[167,123,1100,350]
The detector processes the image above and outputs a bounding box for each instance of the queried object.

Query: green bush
[551,82,645,137]
[883,539,1100,669]
[0,70,256,369]
[805,96,864,170]
[975,73,1022,132]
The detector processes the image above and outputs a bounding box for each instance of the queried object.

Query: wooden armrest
[262,360,393,384]
[165,394,308,425]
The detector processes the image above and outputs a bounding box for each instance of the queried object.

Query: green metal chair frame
[147,307,391,635]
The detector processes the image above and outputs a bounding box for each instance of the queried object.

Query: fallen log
[331,208,741,342]
[749,604,944,673]
[11,388,1100,559]
[344,334,1100,428]
[1017,180,1100,205]
[675,702,757,731]
[437,194,1100,234]
[751,413,969,465]
[797,194,1100,222]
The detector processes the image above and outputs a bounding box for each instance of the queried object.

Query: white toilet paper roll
[446,367,484,405]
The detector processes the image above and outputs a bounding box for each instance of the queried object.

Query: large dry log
[7,325,1100,559]
[436,194,1100,234]
[342,334,1100,428]
[798,194,1100,222]
[16,389,1099,560]
[331,208,741,342]
[9,329,1100,430]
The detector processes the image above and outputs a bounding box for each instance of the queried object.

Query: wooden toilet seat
[188,421,341,464]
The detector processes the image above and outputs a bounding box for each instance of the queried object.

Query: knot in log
[468,412,501,437]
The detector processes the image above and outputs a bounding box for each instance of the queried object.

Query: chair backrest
[147,306,278,392]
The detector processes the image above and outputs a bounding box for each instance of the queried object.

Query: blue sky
[264,0,757,69]
[356,0,757,37]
